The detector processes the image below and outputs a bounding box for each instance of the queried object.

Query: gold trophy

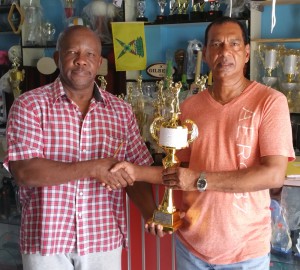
[9,53,24,99]
[149,82,198,232]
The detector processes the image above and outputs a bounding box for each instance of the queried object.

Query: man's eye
[212,42,221,47]
[67,51,77,55]
[231,41,241,47]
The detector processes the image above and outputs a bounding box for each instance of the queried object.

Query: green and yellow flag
[111,22,147,71]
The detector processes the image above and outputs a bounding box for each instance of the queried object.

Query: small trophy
[207,0,222,21]
[258,44,279,87]
[155,0,167,23]
[280,50,299,93]
[149,82,198,232]
[9,53,24,99]
[136,0,148,21]
[190,0,206,22]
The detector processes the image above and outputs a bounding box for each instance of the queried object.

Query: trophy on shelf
[149,81,198,232]
[190,0,206,22]
[207,0,222,21]
[155,0,168,23]
[177,0,189,22]
[281,50,299,91]
[9,48,24,99]
[258,44,279,87]
[136,0,148,21]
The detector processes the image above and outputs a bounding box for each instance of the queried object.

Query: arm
[9,157,134,188]
[124,167,170,237]
[163,155,288,192]
[111,162,164,184]
[125,182,157,221]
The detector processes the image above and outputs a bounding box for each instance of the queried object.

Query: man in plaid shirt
[4,25,155,270]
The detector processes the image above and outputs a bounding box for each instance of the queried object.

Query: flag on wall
[111,22,147,71]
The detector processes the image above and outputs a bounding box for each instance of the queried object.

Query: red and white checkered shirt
[4,77,153,255]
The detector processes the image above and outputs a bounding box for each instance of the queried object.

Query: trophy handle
[183,119,199,144]
[8,2,24,34]
[150,116,164,142]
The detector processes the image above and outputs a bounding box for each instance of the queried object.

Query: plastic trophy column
[9,54,24,99]
[149,82,198,232]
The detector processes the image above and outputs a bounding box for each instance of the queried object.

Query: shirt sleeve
[4,96,44,171]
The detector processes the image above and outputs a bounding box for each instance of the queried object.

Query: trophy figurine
[149,82,198,232]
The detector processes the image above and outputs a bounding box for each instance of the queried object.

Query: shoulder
[12,83,55,110]
[100,90,133,114]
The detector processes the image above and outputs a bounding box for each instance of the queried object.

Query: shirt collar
[52,77,105,104]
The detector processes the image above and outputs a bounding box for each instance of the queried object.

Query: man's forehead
[208,24,243,40]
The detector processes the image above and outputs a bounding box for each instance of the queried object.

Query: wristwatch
[196,172,207,192]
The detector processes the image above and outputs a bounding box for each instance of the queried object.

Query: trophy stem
[158,187,176,213]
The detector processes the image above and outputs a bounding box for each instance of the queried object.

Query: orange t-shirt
[176,81,295,264]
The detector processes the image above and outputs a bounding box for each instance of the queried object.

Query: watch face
[197,179,207,191]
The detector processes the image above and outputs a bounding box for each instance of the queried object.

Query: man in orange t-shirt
[111,17,295,269]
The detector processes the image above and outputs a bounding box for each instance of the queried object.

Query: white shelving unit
[250,0,300,80]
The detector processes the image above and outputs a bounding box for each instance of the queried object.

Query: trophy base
[281,82,297,91]
[155,15,167,24]
[206,10,222,22]
[148,209,183,232]
[136,17,148,22]
[167,14,189,24]
[262,76,277,87]
[190,11,207,22]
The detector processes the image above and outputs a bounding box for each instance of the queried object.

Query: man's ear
[245,44,250,63]
[202,47,207,63]
[53,51,59,67]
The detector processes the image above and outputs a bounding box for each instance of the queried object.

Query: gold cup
[149,82,198,232]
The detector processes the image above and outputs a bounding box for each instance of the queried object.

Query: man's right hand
[94,158,134,190]
[145,221,171,237]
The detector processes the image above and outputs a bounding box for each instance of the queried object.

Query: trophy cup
[258,44,278,87]
[136,0,148,21]
[42,22,56,46]
[280,50,299,92]
[149,82,198,232]
[64,0,76,19]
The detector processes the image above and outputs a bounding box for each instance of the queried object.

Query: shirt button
[78,213,82,218]
[82,149,86,153]
[79,192,83,196]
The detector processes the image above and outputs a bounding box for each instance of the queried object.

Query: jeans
[176,236,270,270]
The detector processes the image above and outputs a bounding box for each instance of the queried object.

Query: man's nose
[74,54,87,65]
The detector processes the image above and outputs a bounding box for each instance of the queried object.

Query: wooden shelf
[251,38,300,43]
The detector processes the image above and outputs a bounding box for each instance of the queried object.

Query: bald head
[56,25,102,54]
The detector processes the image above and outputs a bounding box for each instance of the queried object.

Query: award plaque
[149,82,198,232]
